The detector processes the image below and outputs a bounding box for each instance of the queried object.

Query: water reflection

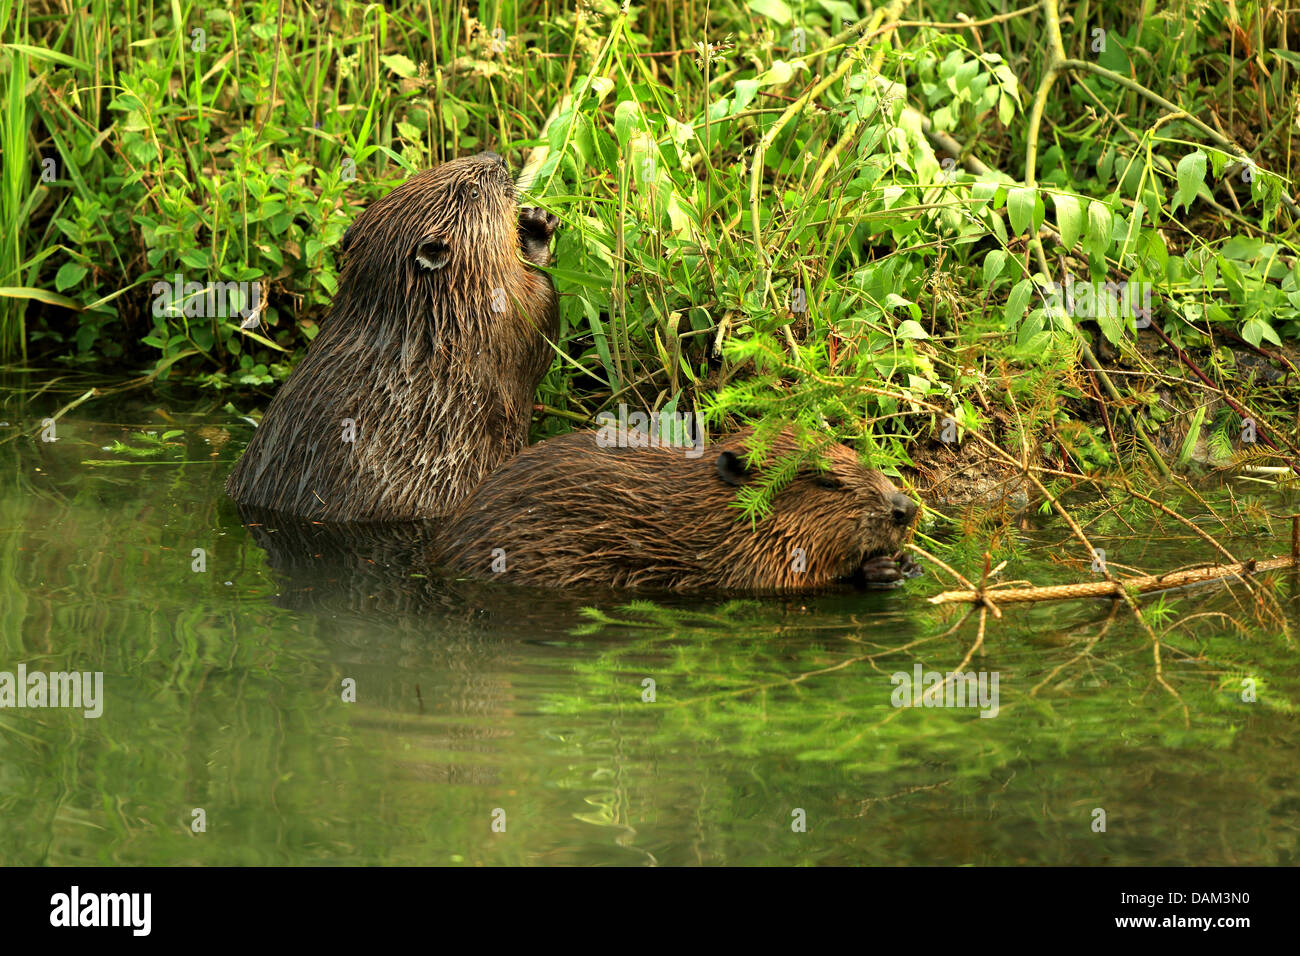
[0,390,1296,865]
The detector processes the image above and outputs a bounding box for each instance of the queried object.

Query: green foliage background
[5,0,1299,477]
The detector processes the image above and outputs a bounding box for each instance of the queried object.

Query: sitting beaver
[226,151,559,520]
[430,429,920,591]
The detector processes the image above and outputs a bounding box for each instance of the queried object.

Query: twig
[928,554,1297,607]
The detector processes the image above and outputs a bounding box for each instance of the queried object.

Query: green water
[1,388,1297,866]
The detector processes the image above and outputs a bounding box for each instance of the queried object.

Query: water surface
[1,387,1296,865]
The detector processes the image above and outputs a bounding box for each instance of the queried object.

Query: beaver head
[712,434,919,589]
[226,152,559,522]
[431,428,920,592]
[331,151,526,339]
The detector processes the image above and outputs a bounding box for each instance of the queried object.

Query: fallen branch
[927,554,1297,608]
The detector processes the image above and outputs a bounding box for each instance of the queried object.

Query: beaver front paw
[518,208,560,266]
[518,207,560,241]
[859,551,924,589]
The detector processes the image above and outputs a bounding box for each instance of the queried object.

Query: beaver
[226,151,559,520]
[429,428,920,591]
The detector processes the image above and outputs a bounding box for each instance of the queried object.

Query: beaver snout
[890,493,918,527]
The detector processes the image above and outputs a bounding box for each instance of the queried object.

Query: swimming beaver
[226,151,559,520]
[430,429,920,591]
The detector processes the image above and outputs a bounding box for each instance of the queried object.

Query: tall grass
[0,0,31,357]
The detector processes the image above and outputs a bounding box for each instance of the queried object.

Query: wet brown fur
[431,429,918,591]
[226,153,558,520]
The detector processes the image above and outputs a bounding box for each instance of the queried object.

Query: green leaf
[1085,200,1112,259]
[817,1,860,22]
[970,180,1000,210]
[55,262,88,292]
[998,92,1016,125]
[954,58,980,93]
[884,294,921,321]
[983,249,1008,288]
[1053,193,1083,250]
[1218,256,1244,296]
[1007,187,1036,236]
[3,43,91,71]
[614,100,642,149]
[1241,318,1282,347]
[1097,308,1123,344]
[1004,278,1033,327]
[1097,32,1132,77]
[586,303,616,388]
[380,54,419,78]
[747,0,793,24]
[0,286,81,309]
[733,79,760,114]
[1176,405,1206,468]
[546,265,616,292]
[1097,145,1115,182]
[1174,151,1207,213]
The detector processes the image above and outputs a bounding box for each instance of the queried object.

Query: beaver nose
[889,493,917,526]
[475,150,506,167]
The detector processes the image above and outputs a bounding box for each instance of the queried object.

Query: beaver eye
[470,186,480,199]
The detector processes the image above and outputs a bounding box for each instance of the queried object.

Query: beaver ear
[414,238,450,271]
[715,450,751,486]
